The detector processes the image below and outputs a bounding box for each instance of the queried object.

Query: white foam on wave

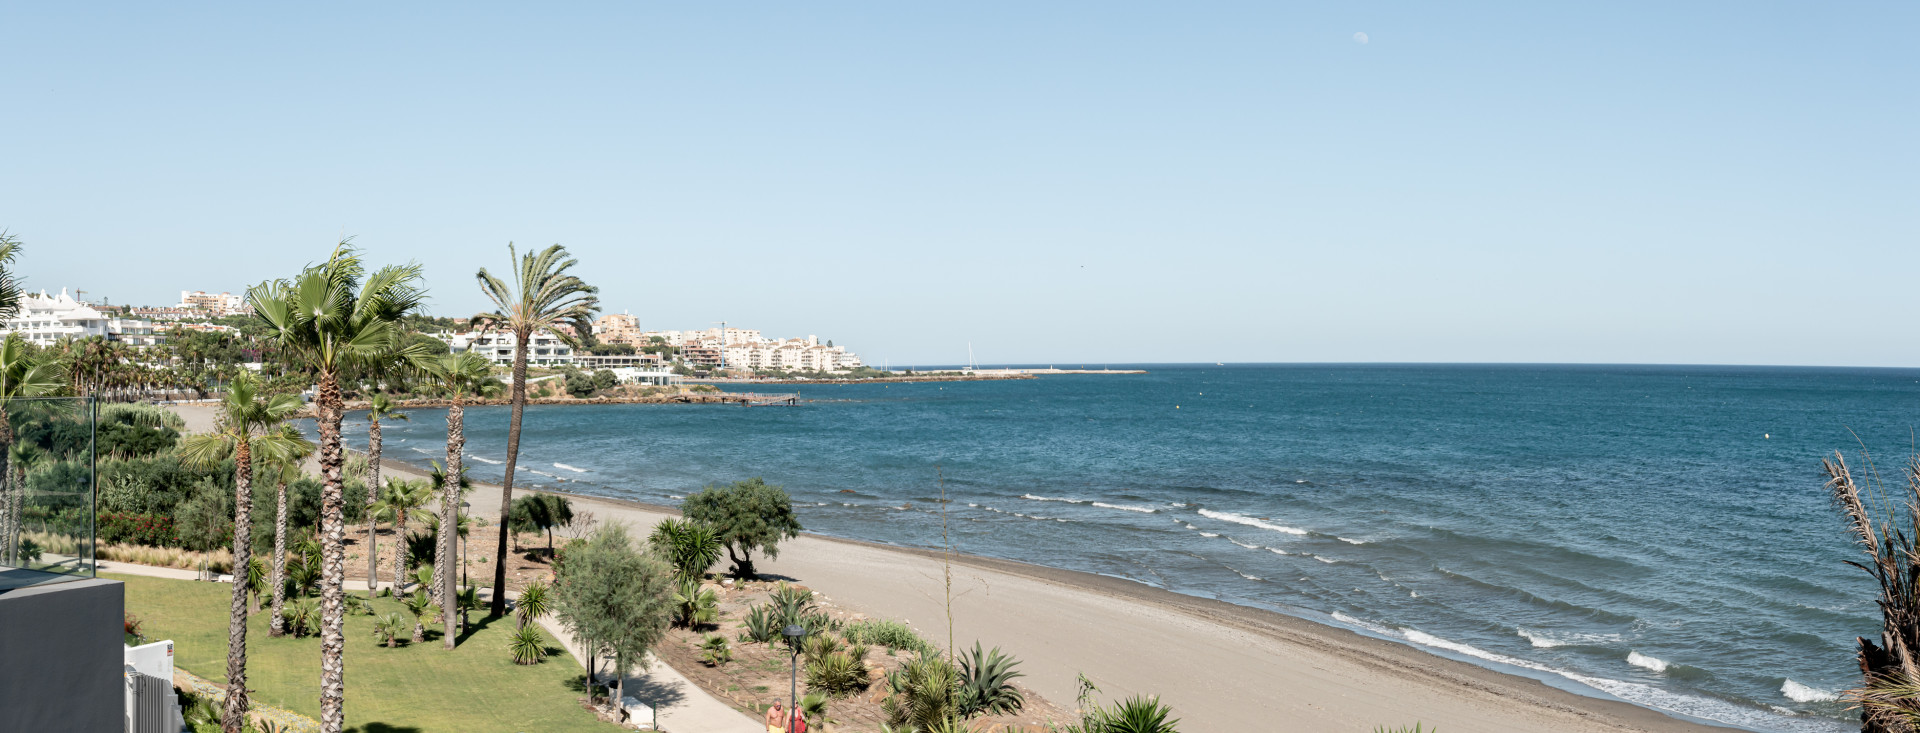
[1199,532,1220,538]
[553,463,587,473]
[1314,556,1338,564]
[1517,629,1622,649]
[1781,679,1839,703]
[466,454,502,465]
[410,447,431,454]
[667,494,684,500]
[1627,651,1669,673]
[1198,509,1307,535]
[1229,539,1260,550]
[1229,568,1262,581]
[1338,537,1367,545]
[1021,494,1085,504]
[1268,548,1290,556]
[1091,502,1157,514]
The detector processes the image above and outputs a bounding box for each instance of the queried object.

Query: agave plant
[958,642,1026,716]
[700,634,732,667]
[740,604,779,644]
[508,624,548,665]
[1094,696,1179,733]
[882,653,962,731]
[805,647,870,697]
[672,577,718,629]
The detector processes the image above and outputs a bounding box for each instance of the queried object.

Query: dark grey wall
[0,577,125,733]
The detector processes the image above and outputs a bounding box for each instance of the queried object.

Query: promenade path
[99,561,760,733]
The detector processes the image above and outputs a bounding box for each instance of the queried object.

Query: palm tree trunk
[0,421,15,566]
[365,416,382,599]
[393,514,408,597]
[222,439,253,733]
[490,332,530,617]
[269,479,290,637]
[439,401,463,649]
[313,371,348,733]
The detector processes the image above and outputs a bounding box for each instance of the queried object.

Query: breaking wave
[1197,509,1307,535]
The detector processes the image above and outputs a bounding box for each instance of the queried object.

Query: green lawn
[111,573,613,733]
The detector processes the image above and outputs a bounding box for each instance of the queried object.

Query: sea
[342,364,1920,732]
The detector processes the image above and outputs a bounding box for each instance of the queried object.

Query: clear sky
[2,3,1913,366]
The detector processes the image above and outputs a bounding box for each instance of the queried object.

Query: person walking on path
[764,702,785,733]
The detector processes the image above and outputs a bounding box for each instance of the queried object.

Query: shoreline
[169,402,1772,732]
[528,486,1745,733]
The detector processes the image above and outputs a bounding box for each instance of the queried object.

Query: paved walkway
[100,561,761,733]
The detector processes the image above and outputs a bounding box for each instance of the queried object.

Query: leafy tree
[589,342,635,356]
[563,369,595,398]
[682,478,802,578]
[171,477,233,552]
[176,370,302,733]
[551,523,673,711]
[250,243,425,732]
[591,369,617,392]
[508,493,573,555]
[474,243,599,616]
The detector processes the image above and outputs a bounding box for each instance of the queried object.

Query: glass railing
[0,396,95,589]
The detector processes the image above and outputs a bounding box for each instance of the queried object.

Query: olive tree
[681,477,802,578]
[551,523,674,713]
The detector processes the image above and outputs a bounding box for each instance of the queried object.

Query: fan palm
[362,394,407,599]
[371,477,433,592]
[412,348,497,647]
[177,370,302,733]
[262,425,315,638]
[473,243,598,615]
[248,242,425,733]
[0,333,62,565]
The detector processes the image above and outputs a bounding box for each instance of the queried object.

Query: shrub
[882,653,961,731]
[285,600,319,638]
[96,512,178,546]
[806,648,870,697]
[509,625,549,665]
[843,619,935,657]
[672,578,718,629]
[371,613,406,648]
[1094,696,1179,733]
[648,517,722,580]
[516,579,551,629]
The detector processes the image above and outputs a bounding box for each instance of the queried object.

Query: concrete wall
[0,577,125,733]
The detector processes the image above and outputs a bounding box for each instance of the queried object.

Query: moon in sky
[1353,32,1369,44]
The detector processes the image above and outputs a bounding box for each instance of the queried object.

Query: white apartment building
[0,289,163,346]
[177,291,248,317]
[439,330,575,366]
[718,336,862,372]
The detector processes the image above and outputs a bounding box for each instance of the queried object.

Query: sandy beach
[167,402,1739,732]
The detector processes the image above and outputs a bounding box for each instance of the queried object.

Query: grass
[110,573,614,733]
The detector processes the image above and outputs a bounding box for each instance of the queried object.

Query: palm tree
[177,370,302,733]
[372,477,433,596]
[362,394,407,599]
[263,425,315,638]
[411,349,497,647]
[0,333,62,565]
[473,243,598,616]
[248,243,425,733]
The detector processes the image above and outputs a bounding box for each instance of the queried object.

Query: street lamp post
[459,501,470,632]
[782,624,808,727]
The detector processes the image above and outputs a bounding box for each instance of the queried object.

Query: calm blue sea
[348,364,1920,731]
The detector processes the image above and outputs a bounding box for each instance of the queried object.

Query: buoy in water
[1765,433,1770,439]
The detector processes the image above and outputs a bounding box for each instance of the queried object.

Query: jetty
[736,392,801,406]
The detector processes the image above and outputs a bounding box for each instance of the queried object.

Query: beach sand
[167,401,1742,732]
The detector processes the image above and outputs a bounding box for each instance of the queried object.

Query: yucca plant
[803,631,844,662]
[1826,451,1920,732]
[700,634,732,667]
[882,653,961,731]
[508,624,548,665]
[769,582,815,619]
[805,649,870,697]
[649,517,723,581]
[672,577,718,629]
[245,556,269,611]
[515,579,551,630]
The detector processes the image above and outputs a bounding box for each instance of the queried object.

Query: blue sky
[2,3,1913,366]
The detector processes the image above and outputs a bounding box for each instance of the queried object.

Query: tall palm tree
[263,424,315,638]
[178,371,302,733]
[372,477,433,596]
[362,394,407,598]
[248,243,425,733]
[411,349,497,648]
[473,243,598,616]
[0,334,63,565]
